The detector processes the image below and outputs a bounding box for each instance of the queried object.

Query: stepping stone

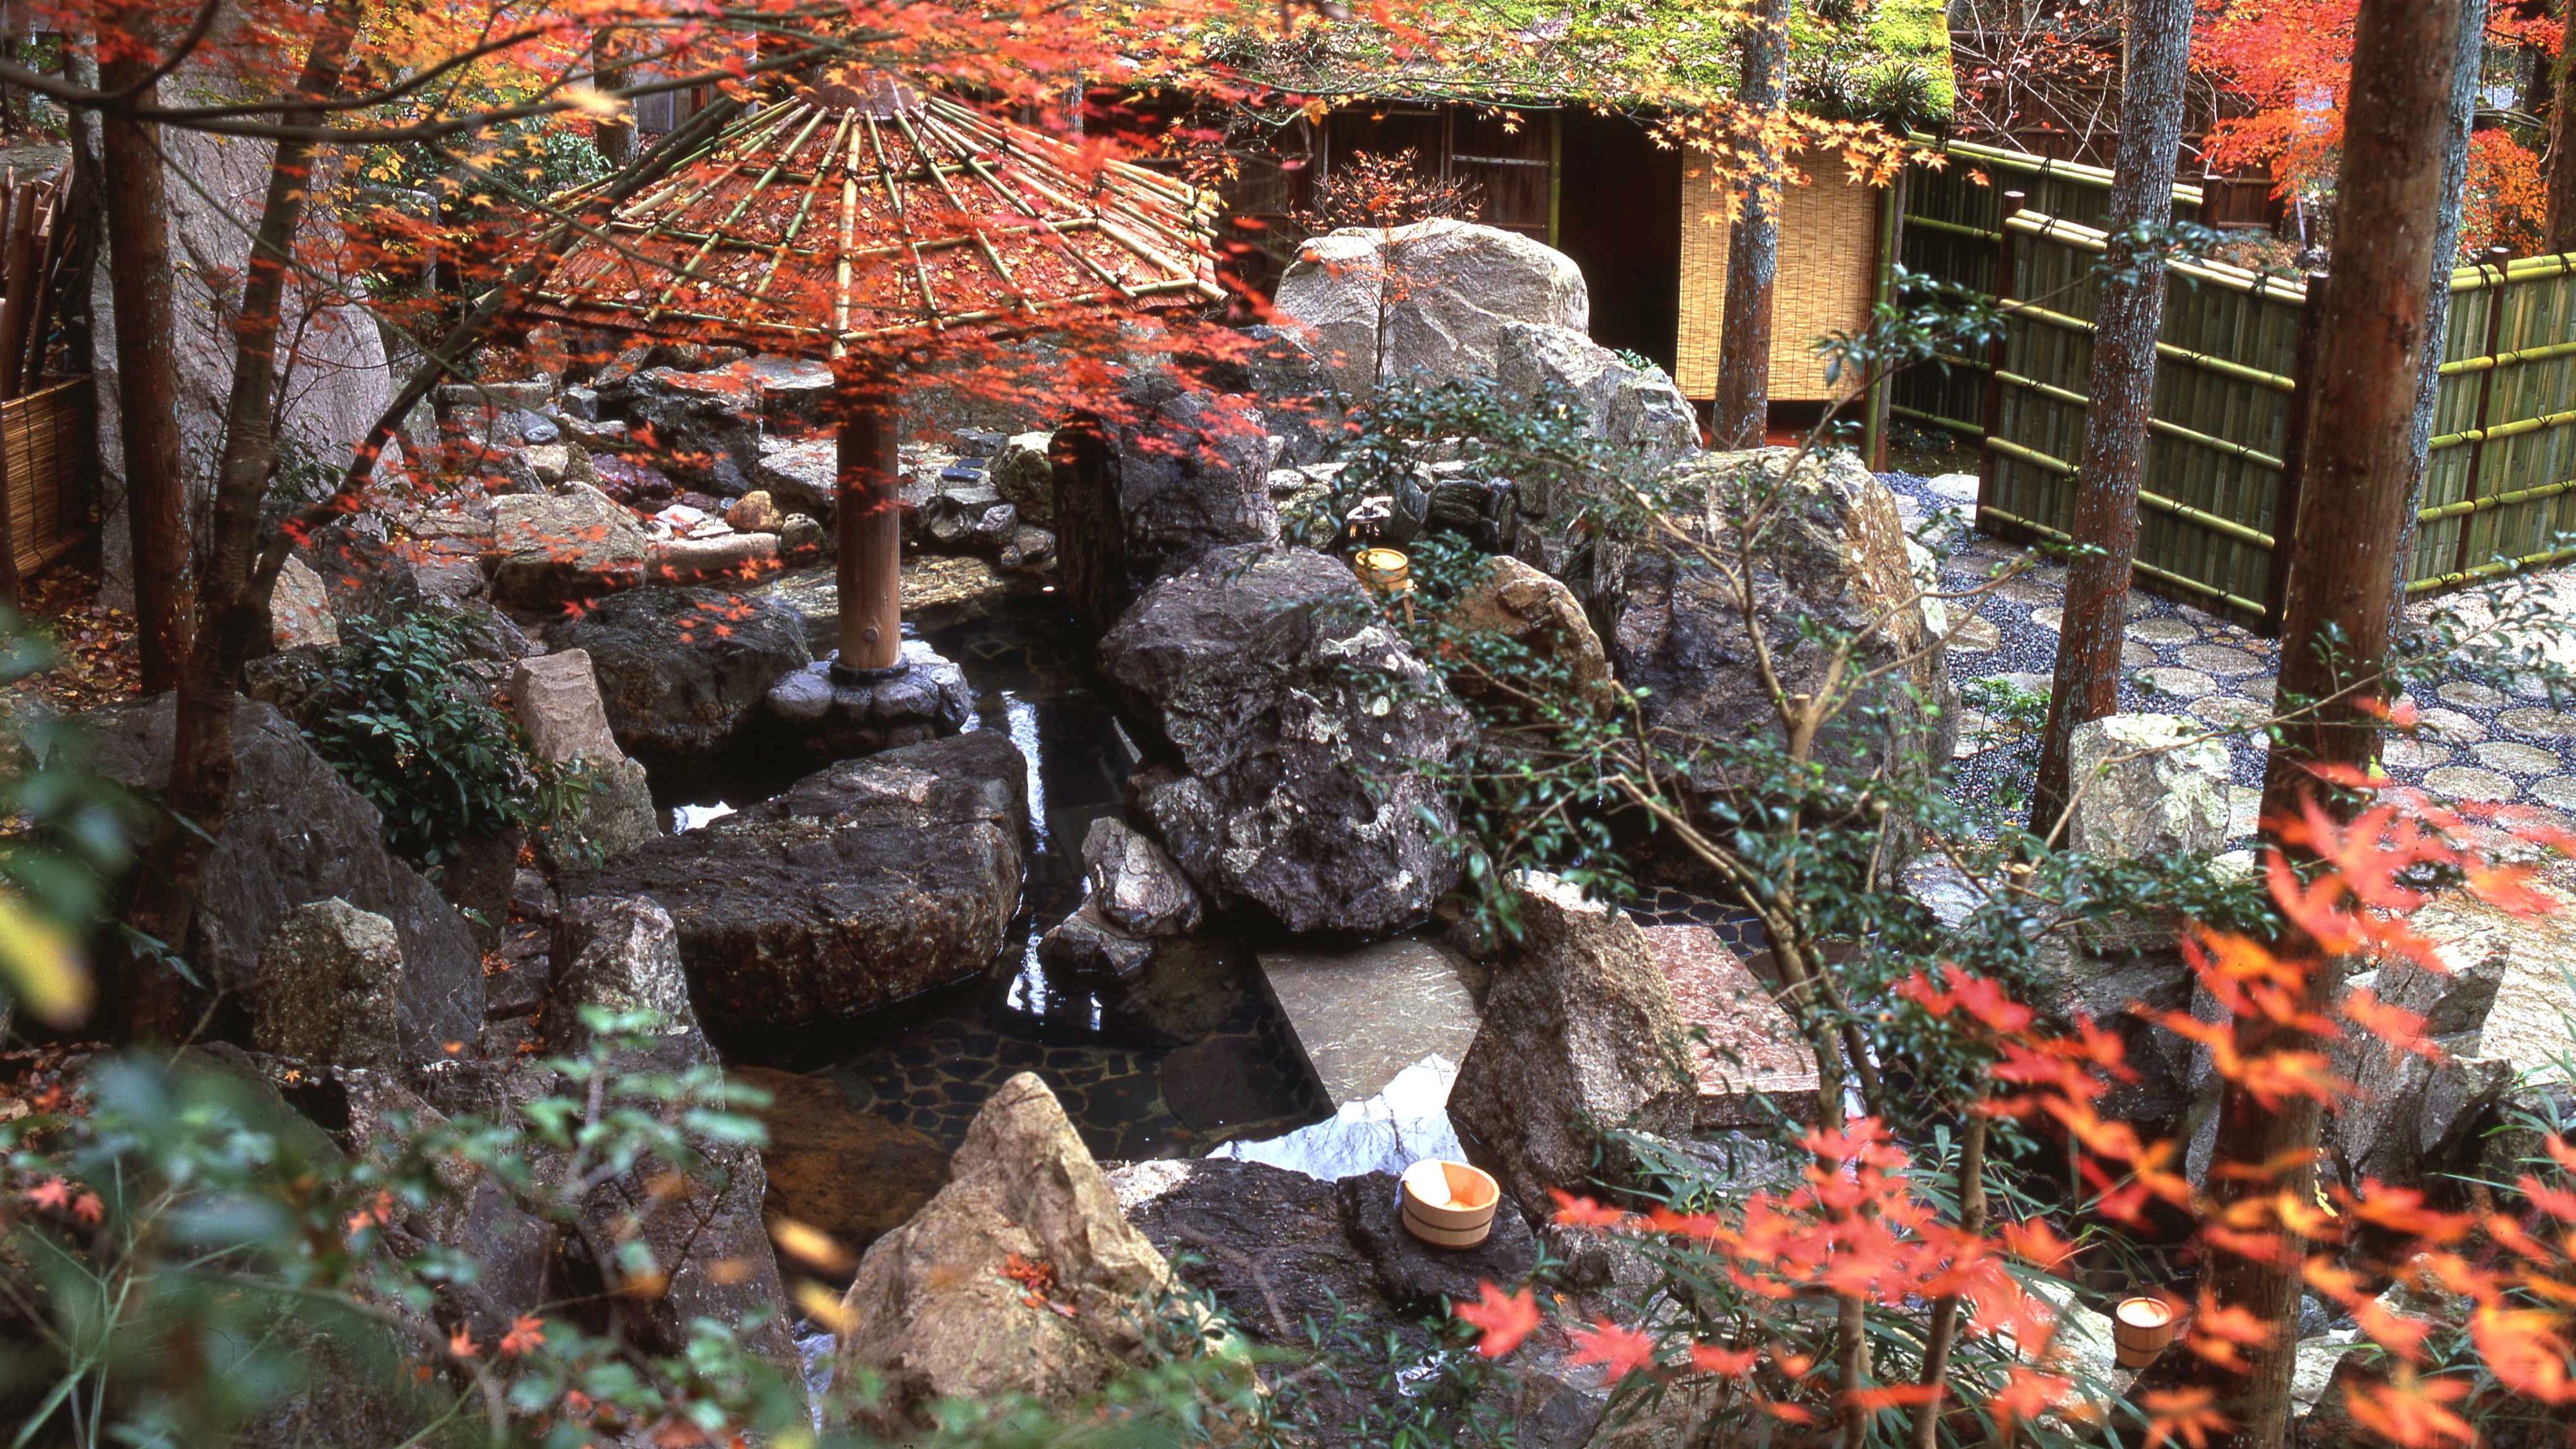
[2421,708,2487,744]
[2192,694,2272,730]
[2180,644,2265,678]
[2383,737,2452,772]
[2123,640,2156,668]
[1952,710,2004,758]
[2029,606,2062,632]
[2439,680,2507,710]
[1925,472,1982,502]
[1641,924,1821,1129]
[1258,939,1483,1108]
[2000,671,2053,696]
[1948,616,2002,653]
[2424,765,2518,803]
[2237,677,2278,703]
[2475,741,2561,778]
[2533,776,2576,811]
[2500,708,2576,741]
[2135,667,2217,700]
[1995,575,2059,606]
[2511,672,2560,700]
[2228,787,2263,839]
[2131,618,2200,646]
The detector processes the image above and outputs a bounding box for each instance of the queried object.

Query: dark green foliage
[291,610,574,870]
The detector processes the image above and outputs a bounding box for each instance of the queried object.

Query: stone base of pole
[762,641,974,759]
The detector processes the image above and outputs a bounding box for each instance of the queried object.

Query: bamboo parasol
[529,70,1221,674]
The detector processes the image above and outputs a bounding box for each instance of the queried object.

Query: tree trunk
[1712,0,1789,450]
[2551,22,2576,254]
[592,29,632,170]
[2391,0,2490,627]
[2182,3,2462,1444]
[117,7,359,1038]
[2027,0,2194,835]
[94,27,188,693]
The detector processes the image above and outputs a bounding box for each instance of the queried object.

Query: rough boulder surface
[1608,448,1955,806]
[1080,817,1202,937]
[550,895,703,1051]
[836,1074,1171,1422]
[1449,872,1700,1212]
[2064,713,2232,860]
[1273,219,1588,398]
[251,900,407,1068]
[79,696,484,1056]
[489,483,648,607]
[1446,554,1611,693]
[1497,322,1700,472]
[1100,545,1473,935]
[575,729,1027,1029]
[1109,374,1278,576]
[545,585,811,763]
[507,649,659,858]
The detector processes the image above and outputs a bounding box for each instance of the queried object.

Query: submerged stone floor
[1882,469,2576,838]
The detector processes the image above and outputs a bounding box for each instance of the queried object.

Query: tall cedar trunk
[2027,0,2194,834]
[1712,0,1788,449]
[592,29,632,170]
[2390,0,2489,625]
[2551,27,2576,253]
[95,27,188,692]
[117,9,359,1037]
[2183,3,2461,1443]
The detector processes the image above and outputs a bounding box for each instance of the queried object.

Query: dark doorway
[1554,112,1682,374]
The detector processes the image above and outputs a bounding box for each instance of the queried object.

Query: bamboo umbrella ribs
[527,74,1221,677]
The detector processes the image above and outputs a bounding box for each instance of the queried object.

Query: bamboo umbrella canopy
[528,71,1222,676]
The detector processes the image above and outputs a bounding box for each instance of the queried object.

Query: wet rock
[1100,545,1471,935]
[1339,1169,1540,1312]
[758,642,973,759]
[779,512,828,563]
[988,430,1057,526]
[545,585,810,763]
[270,554,340,649]
[1275,219,1588,398]
[625,364,766,491]
[755,438,836,519]
[550,895,703,1053]
[732,1066,949,1256]
[724,490,784,533]
[1496,322,1698,474]
[836,1074,1170,1422]
[252,900,406,1068]
[1080,817,1201,937]
[1606,448,1954,828]
[490,483,648,608]
[576,730,1026,1029]
[1450,873,1699,1213]
[998,524,1055,573]
[1038,899,1159,979]
[80,696,484,1058]
[2065,713,2232,861]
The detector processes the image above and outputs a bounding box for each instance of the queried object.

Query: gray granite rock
[1080,817,1202,937]
[490,483,647,607]
[545,585,810,762]
[1274,219,1588,397]
[2065,713,2235,861]
[1037,899,1160,980]
[252,900,405,1068]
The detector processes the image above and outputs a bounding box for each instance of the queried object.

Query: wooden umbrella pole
[833,360,904,677]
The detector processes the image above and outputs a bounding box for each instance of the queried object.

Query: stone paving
[1882,469,2576,839]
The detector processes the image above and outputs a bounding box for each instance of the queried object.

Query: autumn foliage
[1460,787,2576,1446]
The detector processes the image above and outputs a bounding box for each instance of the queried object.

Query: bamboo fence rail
[1885,138,2576,630]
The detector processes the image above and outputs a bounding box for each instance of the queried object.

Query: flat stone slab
[1258,939,1483,1107]
[1641,924,1822,1129]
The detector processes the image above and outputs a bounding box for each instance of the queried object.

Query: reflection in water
[669,800,736,833]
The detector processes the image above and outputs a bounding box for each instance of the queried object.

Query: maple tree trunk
[1712,0,1788,450]
[2027,0,2192,835]
[117,7,358,1037]
[2550,25,2576,254]
[2182,3,2461,1443]
[95,27,188,693]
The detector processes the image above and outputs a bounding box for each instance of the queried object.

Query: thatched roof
[530,75,1223,358]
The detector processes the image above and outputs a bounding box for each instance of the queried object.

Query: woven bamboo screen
[3,375,88,580]
[1890,140,2206,445]
[1674,147,1880,403]
[1981,212,2304,628]
[2411,254,2576,592]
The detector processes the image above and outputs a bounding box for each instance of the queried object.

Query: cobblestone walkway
[1882,470,2576,840]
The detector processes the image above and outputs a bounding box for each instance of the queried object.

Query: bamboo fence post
[2452,247,2514,576]
[1974,191,2026,528]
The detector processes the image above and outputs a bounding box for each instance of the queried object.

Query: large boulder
[489,483,649,608]
[1496,322,1699,474]
[836,1074,1171,1422]
[621,363,767,492]
[1607,448,1955,810]
[2064,714,2232,861]
[575,729,1027,1029]
[987,430,1057,526]
[251,900,406,1068]
[1449,873,1700,1212]
[1445,554,1611,695]
[1100,545,1473,935]
[545,585,810,763]
[1273,219,1589,397]
[507,649,660,859]
[1110,374,1278,578]
[79,696,484,1058]
[549,894,704,1052]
